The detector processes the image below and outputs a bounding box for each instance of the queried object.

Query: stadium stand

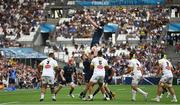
[0,0,179,90]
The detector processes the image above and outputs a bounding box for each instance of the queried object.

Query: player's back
[158,58,173,77]
[91,57,108,76]
[129,59,142,76]
[40,57,58,77]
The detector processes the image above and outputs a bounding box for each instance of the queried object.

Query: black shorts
[9,78,15,84]
[65,77,73,83]
[84,74,92,83]
[57,78,72,86]
[104,77,112,84]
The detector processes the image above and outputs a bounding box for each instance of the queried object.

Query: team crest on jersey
[45,64,51,69]
[97,65,103,69]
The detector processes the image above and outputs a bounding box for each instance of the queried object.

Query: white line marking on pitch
[0,102,18,105]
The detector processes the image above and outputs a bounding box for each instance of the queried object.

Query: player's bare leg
[98,82,110,100]
[49,85,56,101]
[165,84,177,102]
[104,84,115,100]
[79,83,89,99]
[55,84,63,95]
[69,84,75,98]
[87,81,94,100]
[131,85,148,101]
[40,84,47,101]
[92,83,115,100]
[152,82,163,102]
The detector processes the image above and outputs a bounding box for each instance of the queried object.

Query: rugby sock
[52,94,56,99]
[132,89,137,100]
[69,88,74,95]
[40,93,45,99]
[89,94,93,99]
[156,95,160,100]
[103,94,107,98]
[80,90,87,97]
[173,95,177,100]
[137,88,146,95]
[108,92,112,99]
[93,88,100,97]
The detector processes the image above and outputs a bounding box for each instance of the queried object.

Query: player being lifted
[55,59,77,98]
[86,50,110,101]
[124,52,148,101]
[38,52,58,101]
[152,54,177,102]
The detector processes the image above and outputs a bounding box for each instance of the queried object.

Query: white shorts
[90,74,105,83]
[160,75,173,85]
[66,82,76,87]
[131,75,142,86]
[42,76,55,85]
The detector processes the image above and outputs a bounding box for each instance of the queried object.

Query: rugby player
[55,59,77,98]
[152,54,177,102]
[86,50,110,101]
[124,52,148,101]
[38,52,58,101]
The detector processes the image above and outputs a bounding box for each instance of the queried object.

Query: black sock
[93,87,100,97]
[69,88,74,95]
[80,90,86,96]
[162,88,167,94]
[108,92,112,99]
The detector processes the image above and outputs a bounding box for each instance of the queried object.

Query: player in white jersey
[124,52,148,101]
[86,50,110,101]
[152,54,177,102]
[38,53,58,101]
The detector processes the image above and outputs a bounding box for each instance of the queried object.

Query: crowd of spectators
[62,41,180,78]
[0,0,48,49]
[0,57,39,89]
[55,6,170,40]
[0,0,46,37]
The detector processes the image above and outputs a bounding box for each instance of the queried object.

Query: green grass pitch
[0,85,179,105]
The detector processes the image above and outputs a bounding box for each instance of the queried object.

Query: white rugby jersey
[40,57,58,77]
[158,58,173,77]
[128,59,142,76]
[91,57,108,76]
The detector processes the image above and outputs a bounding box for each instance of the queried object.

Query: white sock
[52,94,56,99]
[132,89,137,100]
[89,94,93,99]
[137,88,146,95]
[173,95,177,100]
[103,94,106,98]
[41,93,45,99]
[156,95,160,99]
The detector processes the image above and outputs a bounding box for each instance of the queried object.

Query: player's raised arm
[85,15,99,28]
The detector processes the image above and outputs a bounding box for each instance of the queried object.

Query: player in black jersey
[55,59,77,98]
[79,53,93,99]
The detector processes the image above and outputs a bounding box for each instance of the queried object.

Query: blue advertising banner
[76,0,165,6]
[168,23,180,32]
[103,23,119,33]
[40,23,56,33]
